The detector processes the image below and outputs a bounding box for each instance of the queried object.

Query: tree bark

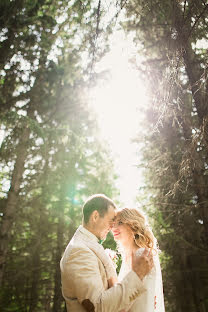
[173,0,208,122]
[52,211,65,312]
[0,118,31,286]
[29,244,41,312]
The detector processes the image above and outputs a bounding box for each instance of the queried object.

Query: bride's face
[111,218,134,245]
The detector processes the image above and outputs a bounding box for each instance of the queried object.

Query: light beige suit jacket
[60,226,146,312]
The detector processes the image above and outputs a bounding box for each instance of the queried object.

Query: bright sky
[89,30,148,206]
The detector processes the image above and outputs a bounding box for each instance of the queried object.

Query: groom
[60,194,153,312]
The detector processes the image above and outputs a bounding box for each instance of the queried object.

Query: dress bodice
[118,248,165,312]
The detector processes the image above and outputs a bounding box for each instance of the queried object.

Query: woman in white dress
[111,208,165,312]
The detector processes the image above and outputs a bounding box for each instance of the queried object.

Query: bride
[111,208,165,312]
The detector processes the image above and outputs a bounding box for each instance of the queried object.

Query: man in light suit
[60,194,153,312]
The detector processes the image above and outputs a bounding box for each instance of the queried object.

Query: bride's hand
[132,248,154,280]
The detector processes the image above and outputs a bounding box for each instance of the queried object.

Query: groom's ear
[91,210,99,223]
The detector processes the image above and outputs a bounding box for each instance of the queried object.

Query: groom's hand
[132,249,153,281]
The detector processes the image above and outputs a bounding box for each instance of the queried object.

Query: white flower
[105,248,118,267]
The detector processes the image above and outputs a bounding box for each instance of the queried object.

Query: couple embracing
[60,194,165,312]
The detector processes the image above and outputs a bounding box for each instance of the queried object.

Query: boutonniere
[105,248,118,268]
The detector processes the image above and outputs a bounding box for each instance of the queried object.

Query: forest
[0,1,207,311]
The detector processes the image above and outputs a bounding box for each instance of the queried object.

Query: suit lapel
[75,226,117,281]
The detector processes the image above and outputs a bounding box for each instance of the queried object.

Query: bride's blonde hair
[116,208,157,251]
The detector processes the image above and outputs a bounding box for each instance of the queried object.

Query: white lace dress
[118,248,165,312]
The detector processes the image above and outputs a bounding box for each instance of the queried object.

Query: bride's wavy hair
[116,208,158,251]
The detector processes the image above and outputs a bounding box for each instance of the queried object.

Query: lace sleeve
[135,248,165,312]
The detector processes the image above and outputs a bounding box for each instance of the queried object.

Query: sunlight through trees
[0,1,208,311]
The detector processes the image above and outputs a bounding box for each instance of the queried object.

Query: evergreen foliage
[122,1,208,311]
[0,0,117,310]
[1,0,208,311]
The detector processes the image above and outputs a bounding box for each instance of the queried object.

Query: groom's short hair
[82,194,116,224]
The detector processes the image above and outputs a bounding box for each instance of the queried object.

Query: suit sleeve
[63,246,146,312]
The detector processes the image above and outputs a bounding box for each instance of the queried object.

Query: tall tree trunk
[28,159,51,312]
[174,0,208,251]
[29,244,41,312]
[0,125,31,286]
[173,0,208,121]
[52,210,65,312]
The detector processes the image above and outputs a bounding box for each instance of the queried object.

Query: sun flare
[89,31,148,206]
